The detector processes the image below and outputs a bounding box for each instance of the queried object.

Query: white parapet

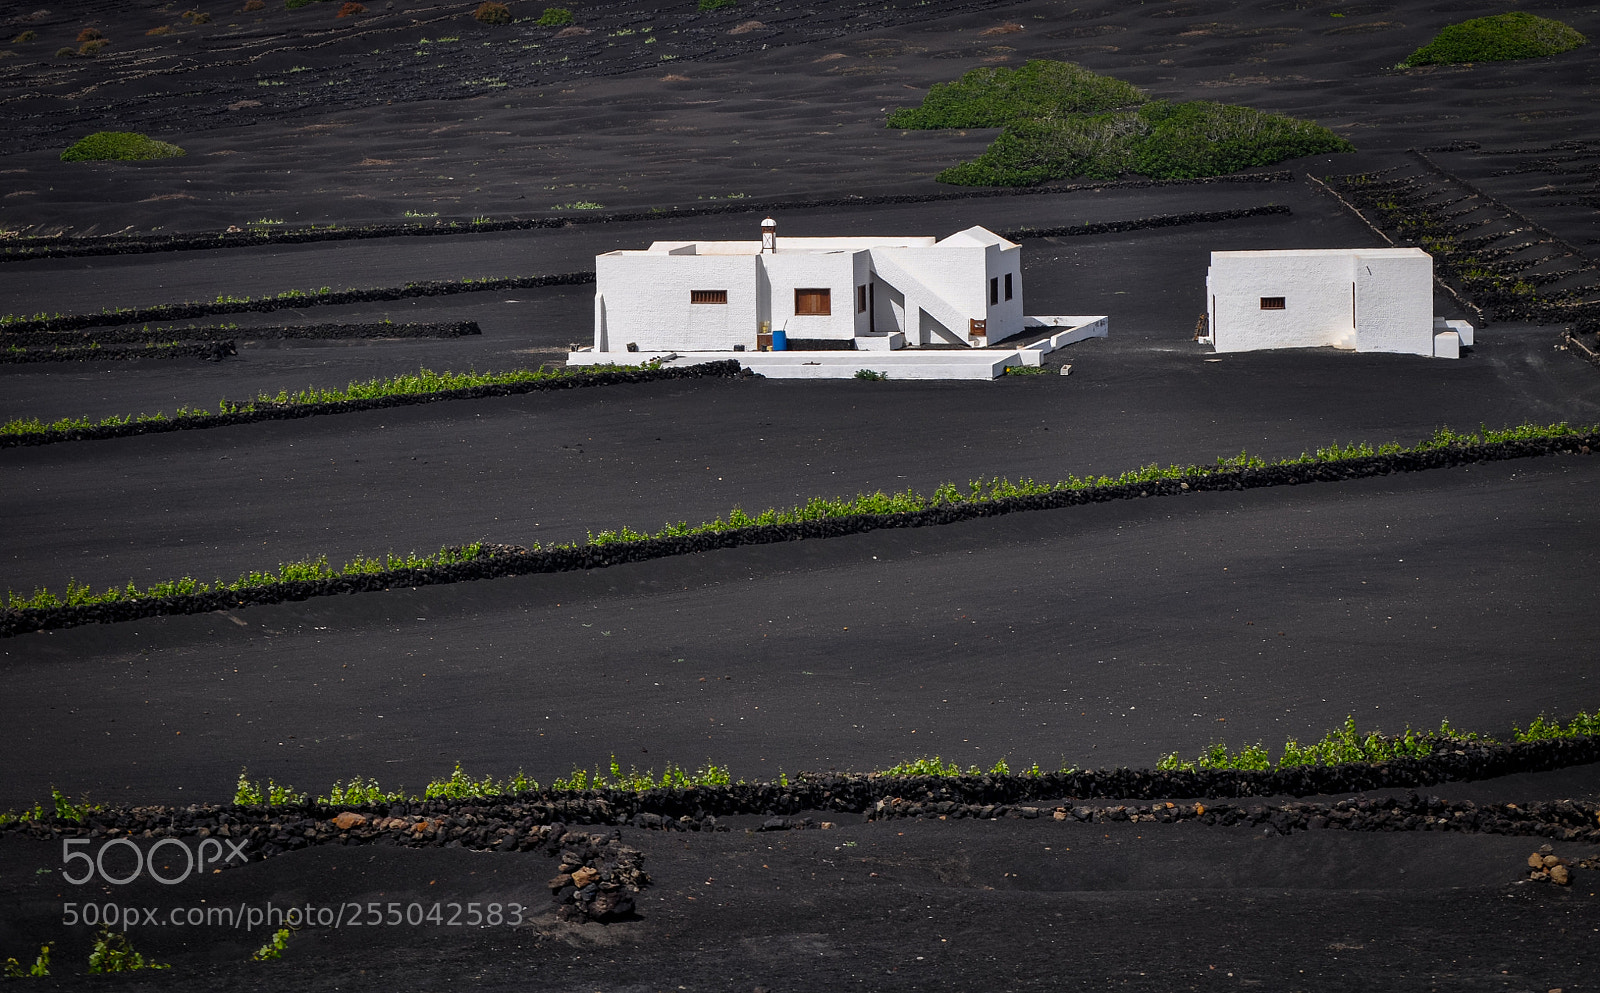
[1434,317,1474,348]
[1433,331,1460,359]
[567,316,1106,380]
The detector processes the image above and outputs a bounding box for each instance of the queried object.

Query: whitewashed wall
[763,251,859,340]
[1353,249,1433,355]
[1208,248,1435,357]
[596,253,758,351]
[984,242,1025,339]
[1208,252,1355,353]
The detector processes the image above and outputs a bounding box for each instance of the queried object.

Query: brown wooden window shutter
[795,288,831,315]
[1260,296,1286,310]
[690,290,728,305]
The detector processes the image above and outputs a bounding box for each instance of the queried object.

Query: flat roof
[1210,247,1429,259]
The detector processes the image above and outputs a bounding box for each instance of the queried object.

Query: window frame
[690,289,728,305]
[1259,296,1286,311]
[794,287,832,316]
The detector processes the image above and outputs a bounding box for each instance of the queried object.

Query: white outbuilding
[1203,248,1472,359]
[570,219,1107,379]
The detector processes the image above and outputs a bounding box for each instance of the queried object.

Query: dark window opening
[1260,296,1286,311]
[1004,273,1013,301]
[856,285,868,314]
[795,288,831,316]
[690,290,728,305]
[989,277,999,306]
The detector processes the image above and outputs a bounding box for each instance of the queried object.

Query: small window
[691,289,727,305]
[795,288,831,316]
[856,285,868,314]
[1260,296,1286,310]
[1004,273,1013,301]
[989,277,999,307]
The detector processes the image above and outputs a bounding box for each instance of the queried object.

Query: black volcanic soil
[3,1,1599,989]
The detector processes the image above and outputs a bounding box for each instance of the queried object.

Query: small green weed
[87,931,167,973]
[852,368,889,380]
[2,945,49,978]
[1005,363,1050,375]
[251,929,291,962]
[699,0,737,11]
[537,7,573,27]
[552,200,604,210]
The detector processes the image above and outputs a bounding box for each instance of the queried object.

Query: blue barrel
[771,329,788,351]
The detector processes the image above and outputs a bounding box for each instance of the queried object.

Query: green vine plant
[6,422,1595,614]
[87,930,167,973]
[2,945,49,978]
[0,361,665,443]
[4,708,1595,820]
[251,929,292,962]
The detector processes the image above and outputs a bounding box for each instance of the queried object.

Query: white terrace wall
[1352,249,1433,355]
[596,252,757,351]
[872,246,984,345]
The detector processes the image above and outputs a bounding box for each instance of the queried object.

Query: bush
[938,99,1352,186]
[77,39,109,55]
[12,30,37,43]
[336,2,365,16]
[55,46,76,58]
[243,0,267,10]
[182,10,213,23]
[700,0,737,10]
[60,131,187,162]
[285,0,320,9]
[77,28,104,42]
[146,25,172,35]
[1130,100,1353,179]
[536,6,572,26]
[474,2,512,24]
[887,59,1145,129]
[1401,11,1585,67]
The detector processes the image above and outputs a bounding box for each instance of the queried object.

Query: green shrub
[11,30,37,43]
[55,46,75,58]
[887,59,1144,129]
[699,0,737,10]
[852,368,889,380]
[60,131,186,162]
[937,99,1351,186]
[1130,100,1353,180]
[536,7,572,27]
[1401,11,1586,67]
[286,0,322,9]
[474,1,512,24]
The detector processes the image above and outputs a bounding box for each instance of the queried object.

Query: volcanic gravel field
[2,0,1600,989]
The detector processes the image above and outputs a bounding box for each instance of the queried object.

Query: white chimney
[760,217,776,254]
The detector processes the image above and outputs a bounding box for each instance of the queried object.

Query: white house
[592,220,1026,352]
[1203,248,1472,359]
